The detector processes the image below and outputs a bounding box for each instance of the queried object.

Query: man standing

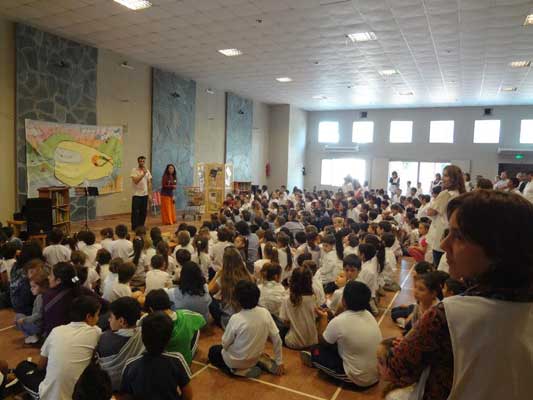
[522,171,533,203]
[130,156,152,230]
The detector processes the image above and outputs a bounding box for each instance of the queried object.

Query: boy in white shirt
[301,281,382,387]
[106,262,135,303]
[145,255,172,295]
[43,228,71,267]
[15,295,102,400]
[258,263,287,317]
[208,280,284,378]
[111,224,133,260]
[318,235,342,293]
[327,255,361,314]
[99,227,115,253]
[80,231,102,268]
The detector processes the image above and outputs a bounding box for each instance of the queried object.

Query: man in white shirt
[130,156,152,230]
[522,171,533,203]
[493,171,509,191]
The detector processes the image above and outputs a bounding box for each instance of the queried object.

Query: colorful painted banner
[25,119,123,196]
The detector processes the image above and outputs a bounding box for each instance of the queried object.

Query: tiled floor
[0,223,416,399]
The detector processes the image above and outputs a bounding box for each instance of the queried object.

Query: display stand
[38,186,71,234]
[196,163,233,217]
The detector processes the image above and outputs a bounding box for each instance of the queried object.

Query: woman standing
[389,171,400,198]
[378,190,533,400]
[426,165,465,265]
[161,164,177,225]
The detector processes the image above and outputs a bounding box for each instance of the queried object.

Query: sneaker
[24,335,39,344]
[396,318,406,329]
[231,366,262,378]
[257,353,277,374]
[300,350,313,367]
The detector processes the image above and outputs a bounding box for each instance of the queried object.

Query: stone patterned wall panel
[15,24,97,220]
[226,93,253,181]
[152,68,196,209]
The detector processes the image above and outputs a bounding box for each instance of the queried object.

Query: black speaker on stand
[25,198,53,235]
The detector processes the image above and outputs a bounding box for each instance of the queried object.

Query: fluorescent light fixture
[399,91,414,96]
[113,0,152,10]
[347,32,377,42]
[524,14,533,25]
[276,77,292,82]
[509,60,531,68]
[501,86,517,92]
[218,48,242,57]
[379,69,398,76]
[313,95,327,100]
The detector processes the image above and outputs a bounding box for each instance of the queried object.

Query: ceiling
[2,0,533,111]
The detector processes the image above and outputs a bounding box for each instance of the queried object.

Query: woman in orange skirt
[161,164,177,225]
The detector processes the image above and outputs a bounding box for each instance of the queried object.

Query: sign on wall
[25,119,123,197]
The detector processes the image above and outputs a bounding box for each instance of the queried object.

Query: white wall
[305,106,533,190]
[96,49,152,217]
[195,84,226,165]
[251,101,269,185]
[268,105,290,189]
[287,106,307,190]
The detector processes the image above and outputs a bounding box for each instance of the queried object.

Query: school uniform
[81,243,102,268]
[318,250,342,287]
[279,295,318,349]
[258,281,287,317]
[43,244,71,267]
[357,259,378,299]
[100,238,114,253]
[145,269,172,294]
[167,284,212,322]
[106,282,132,303]
[111,239,133,260]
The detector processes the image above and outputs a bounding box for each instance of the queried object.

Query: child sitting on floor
[301,281,382,387]
[144,289,205,365]
[145,255,172,295]
[111,225,133,260]
[208,280,284,378]
[121,312,193,400]
[442,277,466,298]
[15,268,48,344]
[43,228,71,267]
[97,297,144,390]
[105,261,135,303]
[279,267,318,349]
[328,254,362,314]
[258,262,286,318]
[403,271,443,333]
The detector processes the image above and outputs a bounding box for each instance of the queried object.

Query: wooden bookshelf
[38,186,71,234]
[233,181,252,195]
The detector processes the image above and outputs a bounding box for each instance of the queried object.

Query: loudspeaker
[484,108,493,116]
[25,198,53,235]
[360,111,368,118]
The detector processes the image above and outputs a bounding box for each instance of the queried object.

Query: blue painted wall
[151,68,196,209]
[226,93,253,181]
[15,24,97,220]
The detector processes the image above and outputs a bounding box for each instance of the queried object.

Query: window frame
[389,120,413,143]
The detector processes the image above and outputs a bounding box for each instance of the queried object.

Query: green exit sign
[515,154,525,160]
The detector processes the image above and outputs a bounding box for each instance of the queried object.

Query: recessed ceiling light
[113,0,152,10]
[399,91,414,96]
[276,77,292,83]
[524,14,533,25]
[379,69,398,76]
[347,32,377,42]
[509,60,531,68]
[501,86,517,92]
[312,95,327,100]
[218,48,243,57]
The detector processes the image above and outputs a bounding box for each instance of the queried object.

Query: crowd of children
[0,173,474,399]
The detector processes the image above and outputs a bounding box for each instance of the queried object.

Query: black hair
[150,227,163,248]
[117,261,135,284]
[179,261,206,296]
[49,228,64,244]
[444,278,466,295]
[343,254,361,270]
[141,311,173,355]
[335,228,351,261]
[72,362,112,400]
[53,262,79,289]
[378,221,392,233]
[382,232,396,248]
[69,295,100,322]
[2,242,18,259]
[150,254,165,270]
[175,248,191,266]
[132,237,143,266]
[100,227,114,239]
[294,231,306,245]
[414,261,435,275]
[234,280,260,309]
[145,288,172,311]
[264,262,282,281]
[110,297,141,327]
[343,281,371,312]
[115,224,128,239]
[235,220,251,236]
[418,271,444,300]
[276,232,293,272]
[186,225,197,239]
[363,234,385,273]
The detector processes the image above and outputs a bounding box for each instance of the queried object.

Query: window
[520,120,533,144]
[474,120,500,143]
[352,121,374,143]
[388,161,450,194]
[390,121,413,143]
[318,121,339,143]
[419,162,450,194]
[430,120,454,143]
[321,158,366,187]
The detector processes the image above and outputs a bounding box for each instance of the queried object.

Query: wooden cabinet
[38,186,71,233]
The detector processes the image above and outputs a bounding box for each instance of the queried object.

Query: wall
[152,68,196,209]
[251,101,269,185]
[0,19,16,222]
[225,93,253,181]
[268,105,290,189]
[96,49,152,217]
[305,106,533,190]
[15,24,97,220]
[287,106,307,190]
[195,84,225,165]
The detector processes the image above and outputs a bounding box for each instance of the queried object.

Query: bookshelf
[233,181,252,195]
[38,186,71,234]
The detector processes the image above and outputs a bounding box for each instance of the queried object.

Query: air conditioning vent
[324,145,359,153]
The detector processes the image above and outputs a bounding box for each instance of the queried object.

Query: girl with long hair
[161,164,177,225]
